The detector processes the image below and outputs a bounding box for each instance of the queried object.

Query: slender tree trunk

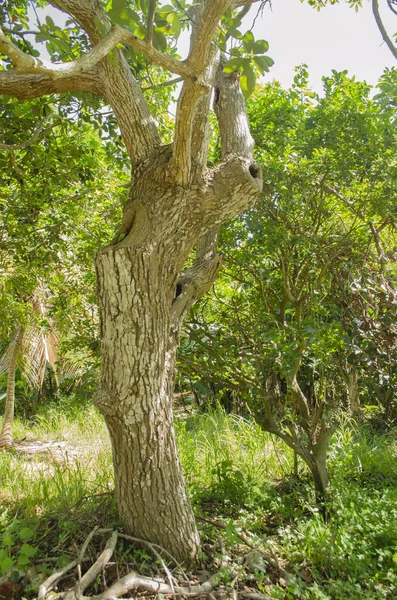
[345,369,360,416]
[308,437,330,517]
[95,245,200,564]
[0,327,24,448]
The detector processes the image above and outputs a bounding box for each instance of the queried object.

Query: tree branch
[190,44,220,180]
[186,0,231,73]
[214,58,255,159]
[47,0,161,162]
[0,25,126,78]
[173,228,223,324]
[146,0,157,45]
[169,0,231,185]
[372,0,397,60]
[201,155,262,230]
[0,69,100,98]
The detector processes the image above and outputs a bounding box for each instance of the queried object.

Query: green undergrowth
[0,402,396,599]
[177,408,397,599]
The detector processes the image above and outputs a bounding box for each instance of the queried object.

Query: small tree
[180,70,397,501]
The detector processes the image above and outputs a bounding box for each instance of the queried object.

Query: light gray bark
[95,136,261,561]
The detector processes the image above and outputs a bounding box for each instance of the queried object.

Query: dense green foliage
[179,68,397,498]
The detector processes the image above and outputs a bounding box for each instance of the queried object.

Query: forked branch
[170,0,231,185]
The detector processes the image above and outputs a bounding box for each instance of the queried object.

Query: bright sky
[253,0,397,92]
[31,0,397,92]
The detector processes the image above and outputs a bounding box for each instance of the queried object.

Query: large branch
[169,0,231,185]
[0,69,100,98]
[172,229,223,325]
[190,45,220,181]
[186,0,231,73]
[214,59,255,159]
[47,0,161,162]
[201,155,262,231]
[1,25,129,78]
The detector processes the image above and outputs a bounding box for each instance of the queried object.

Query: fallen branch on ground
[38,528,233,600]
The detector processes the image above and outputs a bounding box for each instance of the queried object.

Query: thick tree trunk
[95,245,200,564]
[0,326,24,448]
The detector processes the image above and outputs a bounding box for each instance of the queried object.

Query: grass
[0,401,396,599]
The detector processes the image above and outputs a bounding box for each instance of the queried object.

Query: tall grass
[0,402,113,516]
[1,402,396,598]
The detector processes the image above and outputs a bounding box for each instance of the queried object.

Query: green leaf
[240,64,256,98]
[153,29,167,52]
[19,543,37,558]
[45,16,55,29]
[228,28,242,40]
[252,39,269,54]
[167,13,181,37]
[94,16,107,36]
[107,48,119,68]
[17,555,30,567]
[135,24,146,39]
[19,527,34,541]
[253,55,274,74]
[1,556,14,573]
[35,32,48,43]
[223,57,246,73]
[110,0,126,14]
[2,532,14,547]
[108,6,140,27]
[229,47,242,57]
[242,30,254,52]
[158,5,175,14]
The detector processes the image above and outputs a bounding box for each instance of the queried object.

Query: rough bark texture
[95,148,261,562]
[0,327,24,448]
[95,246,200,562]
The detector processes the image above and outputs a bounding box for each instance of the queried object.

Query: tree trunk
[0,326,24,448]
[95,245,200,565]
[308,438,330,514]
[345,369,360,416]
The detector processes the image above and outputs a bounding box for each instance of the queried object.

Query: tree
[179,68,397,501]
[0,0,265,562]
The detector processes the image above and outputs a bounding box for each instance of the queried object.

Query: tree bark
[308,439,330,504]
[95,243,200,564]
[0,326,24,448]
[345,369,361,416]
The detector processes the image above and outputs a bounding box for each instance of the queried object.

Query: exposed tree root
[37,527,279,600]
